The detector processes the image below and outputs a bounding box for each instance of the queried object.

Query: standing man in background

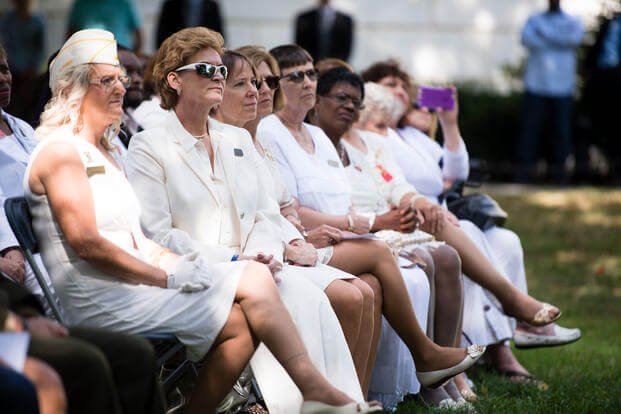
[516,0,583,184]
[67,0,143,52]
[295,0,354,62]
[156,0,225,48]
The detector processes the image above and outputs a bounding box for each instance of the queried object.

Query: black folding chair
[3,196,197,408]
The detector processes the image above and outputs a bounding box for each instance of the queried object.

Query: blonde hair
[35,64,120,150]
[153,27,225,110]
[358,82,397,126]
[235,45,282,110]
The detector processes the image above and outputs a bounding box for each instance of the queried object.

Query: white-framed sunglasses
[174,62,228,80]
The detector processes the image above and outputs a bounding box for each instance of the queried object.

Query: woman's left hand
[436,86,459,127]
[285,240,318,267]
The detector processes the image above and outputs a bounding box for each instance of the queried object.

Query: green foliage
[396,187,621,413]
[450,83,523,178]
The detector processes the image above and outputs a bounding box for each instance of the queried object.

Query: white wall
[0,0,612,89]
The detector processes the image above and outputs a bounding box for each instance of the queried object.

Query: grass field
[395,187,621,413]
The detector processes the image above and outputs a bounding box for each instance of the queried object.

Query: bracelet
[367,213,376,230]
[409,194,425,209]
[346,214,355,232]
[231,254,239,261]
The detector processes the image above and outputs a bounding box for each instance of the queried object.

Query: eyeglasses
[90,74,131,91]
[324,93,365,110]
[281,69,318,83]
[175,62,228,80]
[256,75,280,90]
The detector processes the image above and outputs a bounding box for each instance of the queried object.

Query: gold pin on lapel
[86,165,106,177]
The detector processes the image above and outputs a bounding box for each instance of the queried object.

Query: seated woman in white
[311,67,472,409]
[257,43,486,399]
[208,50,378,404]
[232,45,388,396]
[126,31,365,413]
[359,59,577,393]
[27,28,370,414]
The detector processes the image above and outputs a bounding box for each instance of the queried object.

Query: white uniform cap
[49,29,119,90]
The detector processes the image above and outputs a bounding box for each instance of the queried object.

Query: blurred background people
[295,0,354,62]
[0,0,46,125]
[156,0,225,48]
[66,0,143,52]
[516,0,584,184]
[117,47,145,146]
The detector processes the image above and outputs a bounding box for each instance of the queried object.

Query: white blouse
[389,126,469,204]
[341,130,417,215]
[257,114,352,215]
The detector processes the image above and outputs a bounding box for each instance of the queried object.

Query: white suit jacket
[126,111,284,263]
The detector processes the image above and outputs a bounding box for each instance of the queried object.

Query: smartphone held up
[417,86,455,111]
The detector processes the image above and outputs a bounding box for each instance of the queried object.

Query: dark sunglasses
[325,93,365,110]
[256,75,280,90]
[174,62,228,80]
[281,69,318,83]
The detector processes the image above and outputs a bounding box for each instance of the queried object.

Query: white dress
[25,132,246,362]
[126,115,364,412]
[258,115,430,409]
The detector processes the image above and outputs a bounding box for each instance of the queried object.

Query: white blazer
[126,111,284,263]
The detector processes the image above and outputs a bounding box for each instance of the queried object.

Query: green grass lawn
[395,187,621,413]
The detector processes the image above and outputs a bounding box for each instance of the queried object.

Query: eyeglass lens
[284,69,318,83]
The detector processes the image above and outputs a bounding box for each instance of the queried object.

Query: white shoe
[416,345,486,389]
[514,325,581,349]
[300,401,383,414]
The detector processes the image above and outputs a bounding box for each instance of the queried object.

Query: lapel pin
[234,148,244,157]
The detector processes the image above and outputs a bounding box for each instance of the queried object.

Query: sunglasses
[175,62,228,80]
[281,69,318,83]
[325,93,365,110]
[256,75,280,90]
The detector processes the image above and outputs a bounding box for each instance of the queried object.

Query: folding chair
[3,196,197,410]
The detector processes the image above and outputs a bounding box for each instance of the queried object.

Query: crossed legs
[187,262,354,413]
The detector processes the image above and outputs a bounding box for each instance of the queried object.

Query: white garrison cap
[49,29,119,89]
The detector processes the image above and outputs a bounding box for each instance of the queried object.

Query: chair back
[4,196,65,322]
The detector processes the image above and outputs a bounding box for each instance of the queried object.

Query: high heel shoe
[416,345,486,389]
[300,401,383,414]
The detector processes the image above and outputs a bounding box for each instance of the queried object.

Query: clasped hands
[0,249,26,283]
[376,198,449,234]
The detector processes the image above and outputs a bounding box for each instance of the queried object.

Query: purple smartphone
[417,86,455,110]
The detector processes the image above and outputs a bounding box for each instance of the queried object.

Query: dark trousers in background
[28,327,165,414]
[515,91,573,183]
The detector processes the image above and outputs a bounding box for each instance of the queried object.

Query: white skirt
[250,265,364,413]
[63,260,246,362]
